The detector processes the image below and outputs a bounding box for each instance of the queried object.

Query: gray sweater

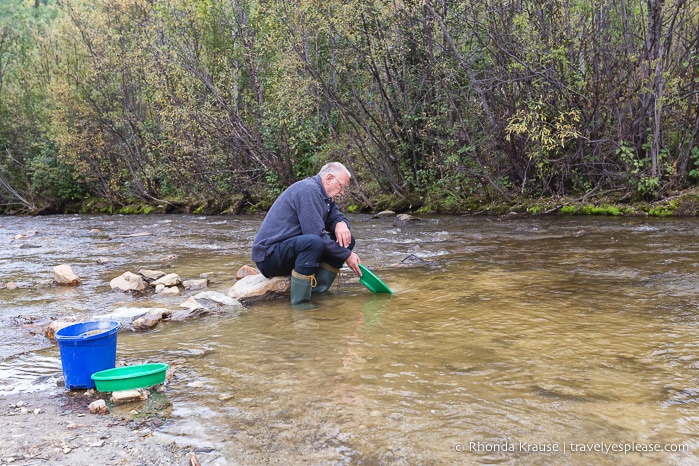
[252,175,351,263]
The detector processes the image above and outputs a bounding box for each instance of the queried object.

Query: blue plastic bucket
[55,321,120,390]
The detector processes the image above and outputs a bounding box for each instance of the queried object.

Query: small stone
[33,408,41,414]
[217,394,235,401]
[159,286,180,295]
[14,231,36,240]
[109,272,147,292]
[53,264,81,286]
[187,381,204,388]
[393,213,421,227]
[63,447,72,454]
[88,399,108,415]
[111,389,148,404]
[183,279,208,290]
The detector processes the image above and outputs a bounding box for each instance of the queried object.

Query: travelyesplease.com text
[456,441,689,455]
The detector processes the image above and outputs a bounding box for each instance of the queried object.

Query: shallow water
[1,214,699,464]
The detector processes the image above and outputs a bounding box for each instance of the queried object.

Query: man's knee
[297,234,324,255]
[293,236,323,275]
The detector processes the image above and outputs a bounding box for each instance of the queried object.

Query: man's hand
[334,221,352,248]
[346,252,361,277]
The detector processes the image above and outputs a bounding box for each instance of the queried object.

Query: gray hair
[318,162,351,179]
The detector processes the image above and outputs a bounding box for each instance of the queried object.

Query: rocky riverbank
[0,388,197,465]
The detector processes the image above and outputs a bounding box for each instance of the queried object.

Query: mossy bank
[3,188,699,218]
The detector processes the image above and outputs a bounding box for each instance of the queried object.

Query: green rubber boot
[312,263,339,294]
[290,270,316,305]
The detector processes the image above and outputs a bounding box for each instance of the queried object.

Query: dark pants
[256,234,355,278]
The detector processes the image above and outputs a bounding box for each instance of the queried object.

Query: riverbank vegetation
[1,0,698,216]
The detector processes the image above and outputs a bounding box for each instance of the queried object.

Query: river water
[1,213,699,465]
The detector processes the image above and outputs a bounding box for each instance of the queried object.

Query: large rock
[53,264,81,286]
[190,291,242,307]
[227,274,290,303]
[138,269,166,282]
[236,265,260,280]
[173,291,243,320]
[44,320,76,340]
[132,308,172,330]
[110,272,147,292]
[93,307,165,325]
[151,273,181,287]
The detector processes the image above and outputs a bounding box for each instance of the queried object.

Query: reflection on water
[2,214,699,464]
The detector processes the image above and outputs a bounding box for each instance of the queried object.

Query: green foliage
[648,201,678,217]
[559,204,633,216]
[505,99,582,196]
[616,138,671,197]
[0,0,698,213]
[579,204,622,216]
[117,204,155,215]
[506,101,582,156]
[29,141,87,203]
[0,0,62,212]
[688,147,699,181]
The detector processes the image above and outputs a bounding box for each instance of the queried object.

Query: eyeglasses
[334,175,349,193]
